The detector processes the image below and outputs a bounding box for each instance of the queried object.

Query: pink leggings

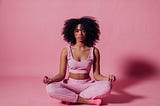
[46,78,111,103]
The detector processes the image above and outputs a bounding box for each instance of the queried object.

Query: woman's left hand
[108,75,116,82]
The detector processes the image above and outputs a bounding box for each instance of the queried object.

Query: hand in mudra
[43,76,53,84]
[108,75,116,82]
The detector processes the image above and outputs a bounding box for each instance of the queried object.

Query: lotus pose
[43,16,116,105]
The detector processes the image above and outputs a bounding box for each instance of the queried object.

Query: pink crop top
[66,46,94,74]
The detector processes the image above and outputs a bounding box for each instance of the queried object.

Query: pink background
[0,0,160,78]
[0,0,160,106]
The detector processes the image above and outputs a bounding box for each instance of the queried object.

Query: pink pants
[46,78,111,103]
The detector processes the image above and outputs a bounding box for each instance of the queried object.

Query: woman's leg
[79,80,112,99]
[75,80,111,105]
[46,82,78,103]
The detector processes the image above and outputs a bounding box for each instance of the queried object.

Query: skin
[43,24,116,104]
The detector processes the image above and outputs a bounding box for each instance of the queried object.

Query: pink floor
[0,75,159,106]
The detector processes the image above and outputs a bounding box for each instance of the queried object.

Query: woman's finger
[43,76,49,84]
[108,75,116,82]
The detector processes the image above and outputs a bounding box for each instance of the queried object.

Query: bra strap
[66,46,72,59]
[89,47,94,60]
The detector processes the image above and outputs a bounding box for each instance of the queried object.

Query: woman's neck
[73,42,86,49]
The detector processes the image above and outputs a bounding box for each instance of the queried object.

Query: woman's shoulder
[60,47,68,56]
[93,46,99,53]
[62,45,71,51]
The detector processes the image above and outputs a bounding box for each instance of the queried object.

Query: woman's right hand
[43,76,53,84]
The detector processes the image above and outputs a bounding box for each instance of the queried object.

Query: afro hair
[62,16,100,47]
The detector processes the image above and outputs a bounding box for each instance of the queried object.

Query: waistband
[69,69,89,74]
[67,77,91,84]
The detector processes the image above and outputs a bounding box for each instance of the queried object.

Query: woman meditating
[43,16,116,105]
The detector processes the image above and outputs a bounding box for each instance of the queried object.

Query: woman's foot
[61,101,70,105]
[77,96,102,105]
[88,98,102,105]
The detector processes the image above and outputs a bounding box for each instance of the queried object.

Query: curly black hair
[62,16,100,47]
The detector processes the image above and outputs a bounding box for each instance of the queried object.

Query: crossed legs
[46,80,111,105]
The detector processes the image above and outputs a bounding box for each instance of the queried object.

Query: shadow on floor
[102,57,158,105]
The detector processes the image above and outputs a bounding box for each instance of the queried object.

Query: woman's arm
[93,47,116,82]
[43,47,68,84]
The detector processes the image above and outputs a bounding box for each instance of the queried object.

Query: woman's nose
[79,30,83,35]
[80,31,83,35]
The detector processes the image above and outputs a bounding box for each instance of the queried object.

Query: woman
[43,16,116,105]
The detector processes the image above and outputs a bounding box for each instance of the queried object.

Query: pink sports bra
[66,46,94,74]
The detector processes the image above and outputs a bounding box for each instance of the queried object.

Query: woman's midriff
[69,72,90,80]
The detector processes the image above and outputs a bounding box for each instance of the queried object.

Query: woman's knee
[99,81,112,93]
[46,83,60,96]
[94,81,112,98]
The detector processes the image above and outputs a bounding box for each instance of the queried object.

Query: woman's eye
[74,29,85,33]
[75,30,79,32]
[82,30,85,33]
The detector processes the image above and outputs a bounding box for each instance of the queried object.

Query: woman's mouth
[78,37,84,40]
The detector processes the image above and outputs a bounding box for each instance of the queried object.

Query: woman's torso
[66,45,94,80]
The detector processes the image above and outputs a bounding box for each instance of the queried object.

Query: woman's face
[74,24,86,43]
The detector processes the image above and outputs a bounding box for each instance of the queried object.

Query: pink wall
[0,0,160,78]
